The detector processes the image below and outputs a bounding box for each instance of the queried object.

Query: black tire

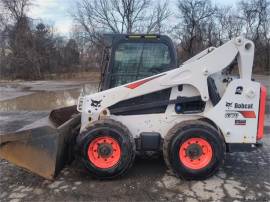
[76,119,135,179]
[163,120,225,180]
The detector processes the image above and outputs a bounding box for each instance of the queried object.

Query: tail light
[257,85,267,140]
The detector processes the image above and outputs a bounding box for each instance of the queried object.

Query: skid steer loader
[0,35,267,180]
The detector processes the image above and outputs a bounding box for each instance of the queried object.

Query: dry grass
[43,70,101,82]
[0,70,101,83]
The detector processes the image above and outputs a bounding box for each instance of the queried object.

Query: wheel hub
[185,144,203,159]
[179,137,213,170]
[98,144,113,158]
[87,136,121,169]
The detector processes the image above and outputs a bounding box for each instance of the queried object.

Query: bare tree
[174,0,217,60]
[239,0,270,72]
[73,0,171,38]
[146,0,171,34]
[1,0,72,79]
[0,0,10,52]
[0,1,6,48]
[216,6,244,44]
[73,0,152,35]
[1,0,31,21]
[0,0,32,78]
[239,0,269,39]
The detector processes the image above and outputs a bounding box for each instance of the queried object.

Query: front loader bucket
[0,107,80,180]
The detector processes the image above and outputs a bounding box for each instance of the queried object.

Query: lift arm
[78,36,255,127]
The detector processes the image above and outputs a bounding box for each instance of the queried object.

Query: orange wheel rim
[179,137,213,170]
[88,136,121,169]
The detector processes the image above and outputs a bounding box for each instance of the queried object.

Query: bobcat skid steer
[0,35,267,180]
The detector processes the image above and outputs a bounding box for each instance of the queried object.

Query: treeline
[0,0,80,79]
[173,0,270,73]
[0,0,269,80]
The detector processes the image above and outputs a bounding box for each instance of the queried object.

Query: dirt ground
[0,75,269,202]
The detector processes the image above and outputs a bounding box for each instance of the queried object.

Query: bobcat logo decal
[91,99,102,110]
[226,102,233,109]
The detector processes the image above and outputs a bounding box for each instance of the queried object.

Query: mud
[0,76,270,201]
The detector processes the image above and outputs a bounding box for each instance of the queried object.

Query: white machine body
[77,37,264,144]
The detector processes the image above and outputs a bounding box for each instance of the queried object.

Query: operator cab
[100,34,177,90]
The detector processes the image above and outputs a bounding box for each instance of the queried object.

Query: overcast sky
[28,0,239,36]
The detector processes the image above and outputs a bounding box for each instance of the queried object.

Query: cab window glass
[110,42,171,87]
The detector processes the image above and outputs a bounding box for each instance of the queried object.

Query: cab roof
[102,34,174,47]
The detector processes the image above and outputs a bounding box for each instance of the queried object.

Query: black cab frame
[100,34,177,90]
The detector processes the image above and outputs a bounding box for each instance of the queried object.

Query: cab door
[101,35,177,90]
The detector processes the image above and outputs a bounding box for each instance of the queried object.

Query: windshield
[110,42,171,87]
